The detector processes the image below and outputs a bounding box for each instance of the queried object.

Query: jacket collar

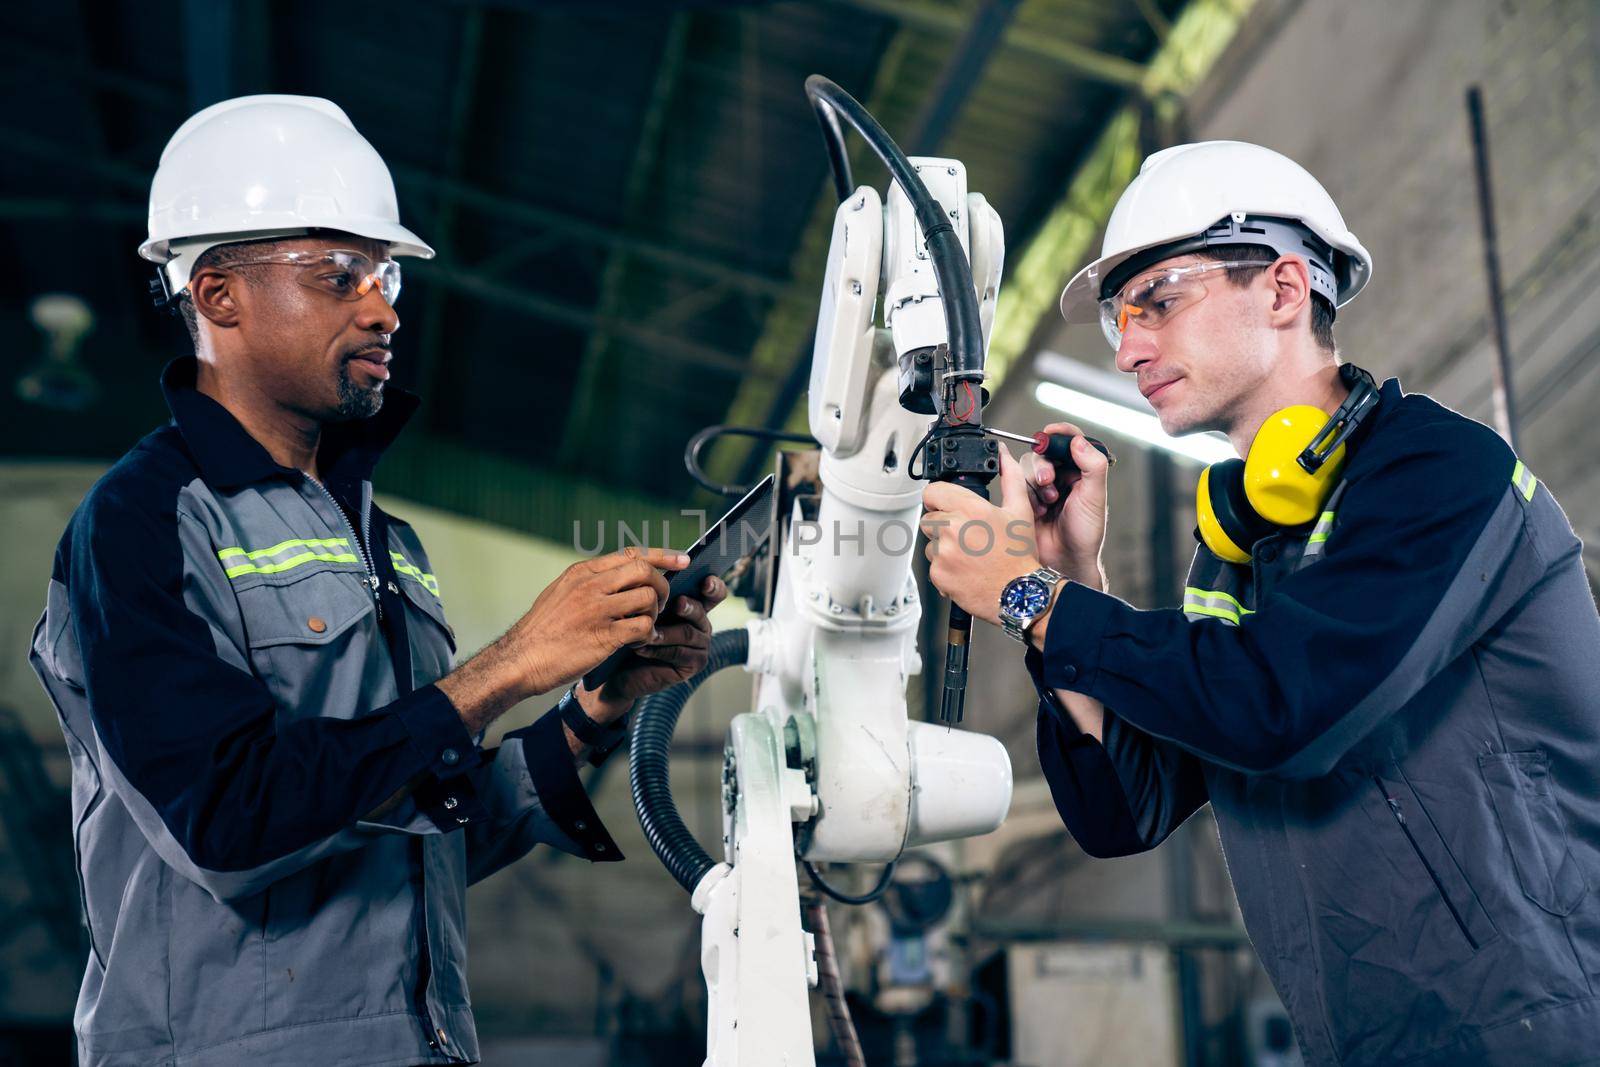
[160,356,420,489]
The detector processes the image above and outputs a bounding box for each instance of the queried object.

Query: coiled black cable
[685,425,817,497]
[630,628,749,895]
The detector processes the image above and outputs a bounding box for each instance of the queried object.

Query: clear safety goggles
[223,248,403,306]
[1098,259,1273,350]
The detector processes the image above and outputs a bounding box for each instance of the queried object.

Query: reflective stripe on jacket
[29,357,620,1067]
[1029,376,1600,1065]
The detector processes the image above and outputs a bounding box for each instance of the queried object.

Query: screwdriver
[984,427,1116,468]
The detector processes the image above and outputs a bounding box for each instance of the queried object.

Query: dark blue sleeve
[1028,647,1209,858]
[1035,418,1550,779]
[456,703,624,885]
[63,471,483,899]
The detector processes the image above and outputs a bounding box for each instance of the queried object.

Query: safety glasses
[1098,260,1273,350]
[221,249,403,306]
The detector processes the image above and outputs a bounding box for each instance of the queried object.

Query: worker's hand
[506,546,684,699]
[920,447,1041,626]
[1025,421,1109,592]
[439,546,688,737]
[583,574,731,718]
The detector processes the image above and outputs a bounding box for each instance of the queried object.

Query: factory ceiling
[0,0,1203,539]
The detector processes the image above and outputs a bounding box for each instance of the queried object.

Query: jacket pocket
[1479,751,1588,916]
[1372,770,1498,950]
[237,567,372,649]
[393,570,455,689]
[237,569,377,717]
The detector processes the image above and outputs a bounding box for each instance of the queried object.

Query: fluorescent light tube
[1034,381,1235,466]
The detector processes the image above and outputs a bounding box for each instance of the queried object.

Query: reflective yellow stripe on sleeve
[1183,586,1255,625]
[1512,460,1537,502]
[1306,510,1337,546]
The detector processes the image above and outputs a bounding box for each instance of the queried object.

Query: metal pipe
[1466,85,1520,450]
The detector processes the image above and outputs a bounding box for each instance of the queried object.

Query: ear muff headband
[1299,363,1379,473]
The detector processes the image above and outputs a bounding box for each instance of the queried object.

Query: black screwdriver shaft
[983,427,1114,467]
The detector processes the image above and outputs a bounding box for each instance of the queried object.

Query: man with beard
[30,96,722,1066]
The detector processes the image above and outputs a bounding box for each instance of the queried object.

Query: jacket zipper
[311,476,448,1050]
[1374,777,1479,949]
[310,477,382,621]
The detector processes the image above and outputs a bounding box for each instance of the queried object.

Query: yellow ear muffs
[1243,405,1347,527]
[1197,459,1278,563]
[1193,366,1378,562]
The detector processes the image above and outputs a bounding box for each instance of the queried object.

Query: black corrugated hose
[636,627,871,1063]
[630,627,749,895]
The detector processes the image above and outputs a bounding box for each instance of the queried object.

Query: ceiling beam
[732,0,1021,491]
[413,6,489,415]
[704,29,921,494]
[406,259,765,379]
[390,165,790,300]
[0,35,173,109]
[902,0,1023,151]
[981,0,1257,399]
[68,0,146,331]
[0,198,142,224]
[1134,0,1174,42]
[817,0,1149,88]
[0,38,792,302]
[182,0,235,110]
[557,11,695,466]
[0,125,149,188]
[0,183,759,382]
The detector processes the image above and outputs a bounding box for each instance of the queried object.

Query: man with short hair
[30,95,723,1066]
[923,141,1600,1064]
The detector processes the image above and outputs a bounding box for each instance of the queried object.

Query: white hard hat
[141,94,434,297]
[1059,140,1371,322]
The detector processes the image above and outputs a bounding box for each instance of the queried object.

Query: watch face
[1001,577,1052,617]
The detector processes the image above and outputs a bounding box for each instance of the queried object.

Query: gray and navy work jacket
[1031,377,1600,1066]
[29,357,621,1067]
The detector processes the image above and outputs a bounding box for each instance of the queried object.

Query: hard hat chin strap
[1100,214,1340,307]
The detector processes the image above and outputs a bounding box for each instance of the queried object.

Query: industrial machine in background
[630,77,1014,1066]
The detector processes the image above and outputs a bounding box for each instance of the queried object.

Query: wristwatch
[558,688,629,767]
[998,566,1065,644]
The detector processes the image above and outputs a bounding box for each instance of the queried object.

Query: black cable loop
[685,425,818,496]
[802,858,898,906]
[906,422,938,481]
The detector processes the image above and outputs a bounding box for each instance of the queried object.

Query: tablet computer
[582,474,776,692]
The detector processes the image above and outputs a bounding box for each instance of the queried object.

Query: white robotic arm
[686,157,1013,1067]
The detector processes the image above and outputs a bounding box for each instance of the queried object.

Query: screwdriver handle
[1032,433,1113,466]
